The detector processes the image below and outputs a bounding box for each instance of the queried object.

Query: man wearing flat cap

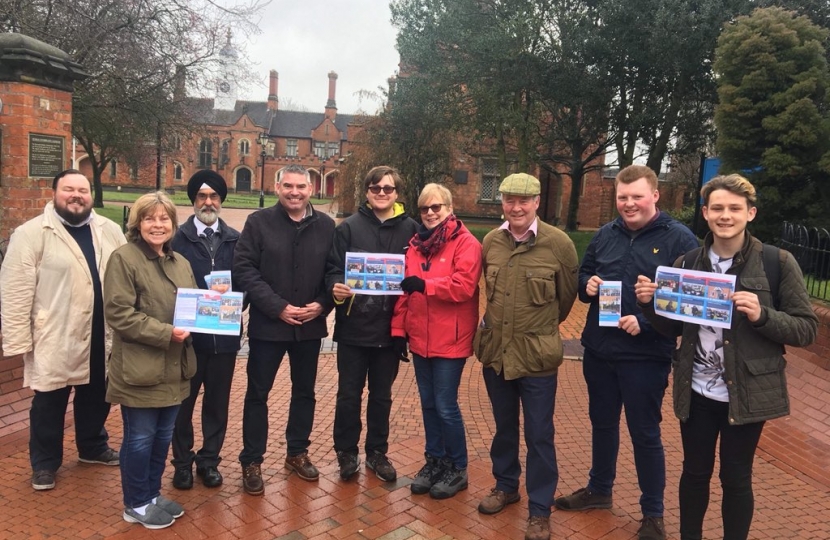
[170,170,241,490]
[474,173,578,540]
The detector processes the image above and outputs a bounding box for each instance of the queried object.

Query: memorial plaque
[29,134,65,178]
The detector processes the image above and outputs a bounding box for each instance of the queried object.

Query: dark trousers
[171,350,237,469]
[679,391,765,540]
[239,338,320,464]
[29,348,110,472]
[333,343,400,456]
[583,351,670,517]
[482,367,558,518]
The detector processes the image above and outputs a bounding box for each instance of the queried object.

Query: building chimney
[387,76,396,97]
[267,69,279,111]
[325,71,337,119]
[174,65,186,102]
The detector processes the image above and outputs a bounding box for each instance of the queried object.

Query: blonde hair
[126,191,178,246]
[701,174,757,208]
[417,183,452,207]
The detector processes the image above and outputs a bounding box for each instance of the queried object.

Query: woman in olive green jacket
[104,192,197,530]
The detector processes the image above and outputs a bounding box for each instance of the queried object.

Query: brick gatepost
[0,33,87,438]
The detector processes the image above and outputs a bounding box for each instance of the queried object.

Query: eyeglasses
[367,185,396,194]
[196,192,221,202]
[419,203,447,215]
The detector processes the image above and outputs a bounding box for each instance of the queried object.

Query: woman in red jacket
[392,183,482,499]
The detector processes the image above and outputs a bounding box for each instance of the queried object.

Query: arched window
[198,139,212,168]
[220,140,230,166]
[174,163,183,182]
[239,139,250,156]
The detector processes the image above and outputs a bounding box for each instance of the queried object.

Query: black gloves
[400,276,426,294]
[392,336,410,362]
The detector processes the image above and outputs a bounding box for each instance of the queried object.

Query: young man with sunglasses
[325,166,418,482]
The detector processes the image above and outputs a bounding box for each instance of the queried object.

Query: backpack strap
[761,243,783,310]
[679,246,703,269]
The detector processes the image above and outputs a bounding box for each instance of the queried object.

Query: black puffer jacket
[171,215,241,354]
[325,203,418,347]
[642,232,818,425]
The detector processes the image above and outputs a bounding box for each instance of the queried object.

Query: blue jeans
[583,351,670,517]
[483,367,558,517]
[120,405,180,508]
[413,355,467,469]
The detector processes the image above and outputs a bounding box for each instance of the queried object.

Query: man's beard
[55,197,92,225]
[196,206,219,226]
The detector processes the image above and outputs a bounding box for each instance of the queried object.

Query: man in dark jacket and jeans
[555,165,699,540]
[234,164,335,495]
[325,166,417,482]
[170,170,241,490]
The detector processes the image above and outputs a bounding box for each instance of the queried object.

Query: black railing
[779,222,830,301]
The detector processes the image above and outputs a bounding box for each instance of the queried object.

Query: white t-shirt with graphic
[691,249,733,402]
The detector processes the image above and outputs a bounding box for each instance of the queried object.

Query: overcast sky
[234,0,400,115]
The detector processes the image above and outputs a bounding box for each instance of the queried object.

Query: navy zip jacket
[579,212,698,362]
[171,215,241,354]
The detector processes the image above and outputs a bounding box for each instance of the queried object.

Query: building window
[286,139,298,157]
[174,163,183,182]
[109,160,117,177]
[480,158,501,202]
[313,141,326,158]
[327,142,339,158]
[220,140,229,167]
[239,139,250,156]
[198,139,212,168]
[171,135,182,151]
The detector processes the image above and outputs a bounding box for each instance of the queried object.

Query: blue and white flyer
[598,281,622,327]
[174,288,243,335]
[345,251,405,295]
[653,265,737,329]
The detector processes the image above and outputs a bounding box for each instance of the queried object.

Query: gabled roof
[270,110,356,141]
[184,98,272,130]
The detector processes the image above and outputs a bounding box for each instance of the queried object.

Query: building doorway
[236,168,252,192]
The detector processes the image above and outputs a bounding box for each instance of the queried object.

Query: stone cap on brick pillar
[0,33,88,92]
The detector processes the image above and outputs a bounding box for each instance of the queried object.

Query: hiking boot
[155,495,185,519]
[410,454,445,495]
[429,462,468,499]
[638,516,666,540]
[31,470,56,491]
[365,451,397,482]
[284,452,319,481]
[525,515,551,540]
[478,487,520,515]
[241,463,264,496]
[554,487,612,511]
[123,503,174,529]
[336,451,359,481]
[79,448,119,466]
[172,466,193,490]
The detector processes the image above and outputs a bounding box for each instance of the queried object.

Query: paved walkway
[1,206,829,539]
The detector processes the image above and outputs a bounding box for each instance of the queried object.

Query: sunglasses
[419,203,447,215]
[368,185,396,194]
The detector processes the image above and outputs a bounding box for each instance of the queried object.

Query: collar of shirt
[194,217,220,236]
[499,217,538,243]
[53,208,94,228]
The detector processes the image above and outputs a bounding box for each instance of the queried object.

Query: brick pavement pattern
[1,205,829,539]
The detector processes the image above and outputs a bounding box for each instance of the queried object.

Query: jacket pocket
[484,267,500,301]
[121,341,165,386]
[739,277,774,309]
[526,269,556,306]
[740,356,787,413]
[181,340,197,380]
[474,326,496,367]
[522,329,562,372]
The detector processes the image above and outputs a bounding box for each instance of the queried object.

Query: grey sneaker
[554,487,612,511]
[32,470,56,491]
[410,454,445,495]
[123,503,174,529]
[155,495,185,518]
[638,516,666,540]
[429,462,468,499]
[79,448,119,466]
[365,451,397,482]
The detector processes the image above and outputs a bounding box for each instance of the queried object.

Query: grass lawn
[467,225,594,261]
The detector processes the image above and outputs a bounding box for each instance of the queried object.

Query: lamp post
[319,164,326,199]
[258,132,269,208]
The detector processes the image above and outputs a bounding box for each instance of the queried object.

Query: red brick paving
[1,206,829,538]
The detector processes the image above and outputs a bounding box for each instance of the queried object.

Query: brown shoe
[478,487,521,515]
[284,452,319,481]
[525,515,551,540]
[638,516,666,540]
[241,463,264,496]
